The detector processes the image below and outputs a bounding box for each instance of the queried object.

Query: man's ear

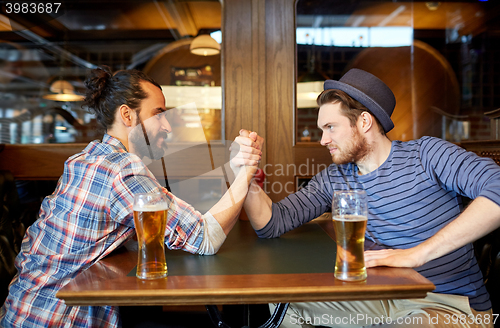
[359,111,374,133]
[118,104,134,127]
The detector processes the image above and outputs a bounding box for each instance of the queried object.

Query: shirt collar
[102,133,127,151]
[84,134,128,156]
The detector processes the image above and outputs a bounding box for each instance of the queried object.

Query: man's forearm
[243,180,273,231]
[417,196,500,264]
[365,196,500,268]
[208,166,258,235]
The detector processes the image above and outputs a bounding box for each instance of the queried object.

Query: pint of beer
[133,192,169,279]
[332,190,368,281]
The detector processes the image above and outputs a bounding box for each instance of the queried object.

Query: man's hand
[230,129,263,176]
[209,130,263,235]
[364,247,427,269]
[365,197,500,270]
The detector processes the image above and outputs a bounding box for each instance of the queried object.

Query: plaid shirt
[1,134,206,327]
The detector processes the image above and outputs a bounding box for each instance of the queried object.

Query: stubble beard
[145,131,168,160]
[330,128,371,165]
[129,127,168,161]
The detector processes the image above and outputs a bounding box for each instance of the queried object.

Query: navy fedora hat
[323,68,396,133]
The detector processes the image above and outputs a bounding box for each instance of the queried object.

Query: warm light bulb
[190,35,220,56]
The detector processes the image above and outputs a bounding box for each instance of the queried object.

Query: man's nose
[320,132,331,146]
[161,116,172,133]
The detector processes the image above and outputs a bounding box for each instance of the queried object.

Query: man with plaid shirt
[0,66,262,327]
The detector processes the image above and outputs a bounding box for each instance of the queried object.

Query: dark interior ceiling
[2,0,222,41]
[1,0,499,90]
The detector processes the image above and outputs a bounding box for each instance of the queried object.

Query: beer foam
[333,215,367,221]
[133,203,169,212]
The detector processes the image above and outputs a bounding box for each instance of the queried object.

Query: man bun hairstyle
[83,65,162,131]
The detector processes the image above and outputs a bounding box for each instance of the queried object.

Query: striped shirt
[0,134,209,327]
[257,136,500,311]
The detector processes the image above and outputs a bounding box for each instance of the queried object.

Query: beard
[129,124,168,161]
[330,128,370,165]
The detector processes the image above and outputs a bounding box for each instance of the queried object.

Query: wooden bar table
[57,217,435,327]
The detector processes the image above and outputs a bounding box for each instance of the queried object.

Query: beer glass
[332,190,368,281]
[133,192,169,279]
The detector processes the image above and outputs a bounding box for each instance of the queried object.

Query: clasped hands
[229,129,264,177]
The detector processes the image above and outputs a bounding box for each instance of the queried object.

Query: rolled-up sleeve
[197,211,226,255]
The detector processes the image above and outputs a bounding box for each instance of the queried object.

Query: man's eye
[328,125,334,131]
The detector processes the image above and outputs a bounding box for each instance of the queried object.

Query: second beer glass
[133,192,169,279]
[332,190,368,281]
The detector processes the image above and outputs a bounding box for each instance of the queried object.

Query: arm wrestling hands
[229,129,264,177]
[205,129,263,236]
[230,129,274,230]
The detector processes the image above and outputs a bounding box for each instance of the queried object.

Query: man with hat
[237,68,500,327]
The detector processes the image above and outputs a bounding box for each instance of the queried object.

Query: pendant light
[190,35,220,56]
[42,79,84,102]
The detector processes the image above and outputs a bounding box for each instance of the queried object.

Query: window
[296,0,500,143]
[0,0,222,144]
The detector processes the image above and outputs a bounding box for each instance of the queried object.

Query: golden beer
[133,204,168,279]
[333,215,367,281]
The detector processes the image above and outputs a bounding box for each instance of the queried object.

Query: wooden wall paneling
[294,143,332,177]
[223,0,257,142]
[223,0,267,156]
[223,0,268,192]
[0,144,87,180]
[265,0,296,202]
[0,142,231,181]
[224,0,297,202]
[251,0,267,162]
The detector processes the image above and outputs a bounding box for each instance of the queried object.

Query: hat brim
[323,80,394,133]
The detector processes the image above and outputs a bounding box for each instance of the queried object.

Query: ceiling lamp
[425,2,440,11]
[190,35,220,56]
[42,79,84,102]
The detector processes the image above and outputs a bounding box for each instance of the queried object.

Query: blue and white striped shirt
[257,136,500,311]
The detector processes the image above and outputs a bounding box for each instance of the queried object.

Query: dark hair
[317,89,385,136]
[83,65,162,131]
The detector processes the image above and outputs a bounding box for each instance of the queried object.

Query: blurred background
[295,0,500,144]
[1,0,223,144]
